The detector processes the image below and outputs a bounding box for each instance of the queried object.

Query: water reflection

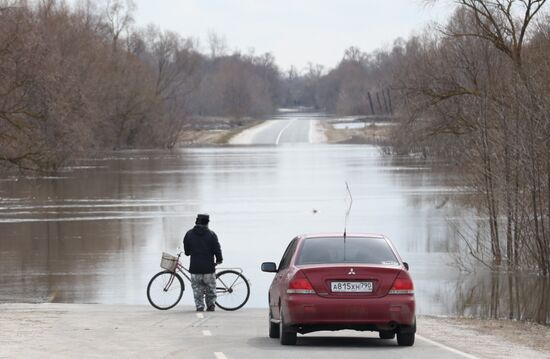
[452,271,550,324]
[0,142,524,318]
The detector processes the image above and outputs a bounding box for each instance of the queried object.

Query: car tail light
[287,271,315,294]
[389,271,414,295]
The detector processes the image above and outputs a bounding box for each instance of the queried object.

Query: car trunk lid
[300,264,401,298]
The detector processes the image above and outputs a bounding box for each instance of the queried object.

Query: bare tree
[101,0,135,52]
[207,30,228,59]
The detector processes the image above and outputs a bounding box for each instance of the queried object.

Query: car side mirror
[403,262,409,271]
[261,262,277,273]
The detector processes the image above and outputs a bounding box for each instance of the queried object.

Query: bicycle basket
[160,252,178,271]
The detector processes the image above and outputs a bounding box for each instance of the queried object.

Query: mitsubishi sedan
[261,233,415,346]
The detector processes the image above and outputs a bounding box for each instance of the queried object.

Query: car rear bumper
[283,293,415,332]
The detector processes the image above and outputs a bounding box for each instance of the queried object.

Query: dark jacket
[183,225,223,274]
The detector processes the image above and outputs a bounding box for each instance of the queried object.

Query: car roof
[291,233,402,264]
[297,233,387,240]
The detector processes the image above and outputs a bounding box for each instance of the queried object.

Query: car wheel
[279,309,297,345]
[397,332,415,346]
[269,310,280,338]
[379,330,395,339]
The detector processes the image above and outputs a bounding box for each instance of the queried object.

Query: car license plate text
[331,281,373,293]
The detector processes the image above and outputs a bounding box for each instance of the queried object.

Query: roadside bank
[319,116,394,145]
[177,116,262,146]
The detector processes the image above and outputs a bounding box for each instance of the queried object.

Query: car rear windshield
[295,237,399,265]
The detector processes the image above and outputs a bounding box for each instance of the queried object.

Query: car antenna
[344,181,353,243]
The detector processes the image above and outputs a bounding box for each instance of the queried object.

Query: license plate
[331,281,373,293]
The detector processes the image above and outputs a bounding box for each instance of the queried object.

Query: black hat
[195,213,210,225]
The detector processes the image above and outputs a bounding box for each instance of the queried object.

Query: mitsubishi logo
[348,268,356,275]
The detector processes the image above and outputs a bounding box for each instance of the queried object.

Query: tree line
[280,46,396,116]
[390,0,550,275]
[0,0,401,173]
[386,0,549,323]
[0,0,280,171]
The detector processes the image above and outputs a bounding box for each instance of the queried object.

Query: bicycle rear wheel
[215,270,250,311]
[147,271,184,310]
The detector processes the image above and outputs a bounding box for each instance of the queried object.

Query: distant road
[229,113,326,145]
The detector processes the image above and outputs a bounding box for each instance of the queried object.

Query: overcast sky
[131,0,455,71]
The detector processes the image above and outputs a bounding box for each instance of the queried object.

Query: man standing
[183,213,223,312]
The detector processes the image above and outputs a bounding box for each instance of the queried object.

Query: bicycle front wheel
[147,271,184,310]
[215,270,250,311]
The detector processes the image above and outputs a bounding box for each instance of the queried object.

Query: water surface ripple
[0,143,472,314]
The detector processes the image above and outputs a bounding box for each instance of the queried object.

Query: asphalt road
[0,304,478,359]
[189,309,474,359]
[234,115,316,145]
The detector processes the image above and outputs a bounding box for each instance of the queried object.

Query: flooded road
[0,117,477,315]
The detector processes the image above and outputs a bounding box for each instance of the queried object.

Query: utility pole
[386,88,393,115]
[382,90,389,114]
[367,92,375,115]
[376,92,383,114]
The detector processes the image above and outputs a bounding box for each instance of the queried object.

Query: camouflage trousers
[190,273,217,310]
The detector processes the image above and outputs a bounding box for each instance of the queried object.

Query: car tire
[397,332,415,346]
[269,310,280,338]
[379,330,395,339]
[279,309,297,345]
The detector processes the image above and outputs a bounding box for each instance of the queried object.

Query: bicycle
[147,251,250,311]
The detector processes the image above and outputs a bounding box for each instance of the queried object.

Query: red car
[261,233,415,346]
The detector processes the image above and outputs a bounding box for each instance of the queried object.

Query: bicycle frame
[163,251,245,293]
[148,250,250,311]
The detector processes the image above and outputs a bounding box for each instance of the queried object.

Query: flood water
[1,125,534,317]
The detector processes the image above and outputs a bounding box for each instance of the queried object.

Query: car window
[295,237,398,265]
[278,238,298,271]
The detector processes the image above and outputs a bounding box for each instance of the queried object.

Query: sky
[131,0,455,71]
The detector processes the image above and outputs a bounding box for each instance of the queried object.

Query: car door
[270,238,298,319]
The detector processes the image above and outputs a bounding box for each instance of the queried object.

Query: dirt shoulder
[418,315,550,359]
[177,116,263,146]
[319,118,394,145]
